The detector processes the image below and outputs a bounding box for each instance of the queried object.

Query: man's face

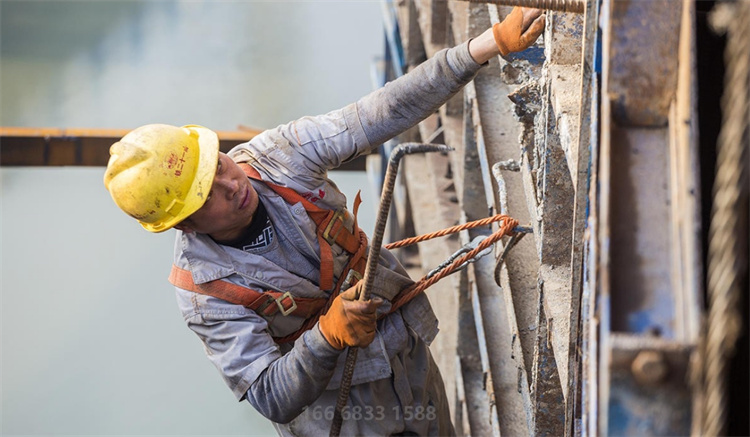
[177,152,259,242]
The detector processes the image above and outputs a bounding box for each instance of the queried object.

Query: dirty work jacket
[173,41,483,436]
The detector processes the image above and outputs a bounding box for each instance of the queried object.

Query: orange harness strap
[239,163,361,290]
[169,266,327,319]
[273,229,368,344]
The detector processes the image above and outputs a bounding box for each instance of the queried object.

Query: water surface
[1,1,381,435]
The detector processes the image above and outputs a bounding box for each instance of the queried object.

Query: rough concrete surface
[402,152,462,420]
[549,64,582,185]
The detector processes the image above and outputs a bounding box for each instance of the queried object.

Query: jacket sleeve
[355,40,483,147]
[245,325,343,424]
[228,41,483,179]
[177,289,343,424]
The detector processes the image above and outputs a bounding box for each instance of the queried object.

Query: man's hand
[493,7,546,56]
[318,284,383,350]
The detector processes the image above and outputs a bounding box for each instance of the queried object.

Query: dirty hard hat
[103,124,219,232]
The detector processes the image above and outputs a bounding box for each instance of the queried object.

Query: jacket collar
[176,230,236,284]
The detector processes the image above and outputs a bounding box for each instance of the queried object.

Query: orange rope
[384,214,513,250]
[387,214,519,314]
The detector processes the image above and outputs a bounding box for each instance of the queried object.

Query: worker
[104,7,544,436]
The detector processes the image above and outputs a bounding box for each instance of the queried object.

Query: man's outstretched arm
[230,8,544,187]
[356,7,545,148]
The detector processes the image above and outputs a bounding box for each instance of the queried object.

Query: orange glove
[492,7,546,56]
[319,284,383,350]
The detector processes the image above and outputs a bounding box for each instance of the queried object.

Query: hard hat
[103,124,219,232]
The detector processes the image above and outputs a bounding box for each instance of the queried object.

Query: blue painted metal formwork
[594,0,702,434]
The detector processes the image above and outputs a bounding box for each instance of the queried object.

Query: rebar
[494,231,527,285]
[426,235,494,279]
[329,142,452,437]
[455,0,584,14]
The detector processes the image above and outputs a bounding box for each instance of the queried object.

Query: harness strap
[273,228,369,344]
[238,163,361,291]
[169,266,327,319]
[168,227,370,344]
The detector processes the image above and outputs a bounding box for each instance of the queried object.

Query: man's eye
[206,191,213,202]
[217,159,223,174]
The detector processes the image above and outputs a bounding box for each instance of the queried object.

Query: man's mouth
[239,186,250,210]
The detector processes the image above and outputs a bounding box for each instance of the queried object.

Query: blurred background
[1,1,382,435]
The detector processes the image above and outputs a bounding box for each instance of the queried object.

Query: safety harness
[168,163,368,344]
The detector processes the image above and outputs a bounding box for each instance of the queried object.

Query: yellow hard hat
[103,124,219,232]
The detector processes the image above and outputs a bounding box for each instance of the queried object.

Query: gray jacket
[173,41,483,435]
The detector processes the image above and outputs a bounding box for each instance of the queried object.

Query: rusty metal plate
[608,126,675,337]
[606,0,681,126]
[606,334,693,436]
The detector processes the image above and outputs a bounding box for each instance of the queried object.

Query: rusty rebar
[455,0,584,14]
[330,142,452,436]
[360,143,453,302]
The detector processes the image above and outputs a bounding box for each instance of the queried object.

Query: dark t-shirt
[220,199,274,251]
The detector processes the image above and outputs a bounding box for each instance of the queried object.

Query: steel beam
[0,126,368,170]
[0,127,259,167]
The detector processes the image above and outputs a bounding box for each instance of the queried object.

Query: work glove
[493,7,546,56]
[319,283,383,350]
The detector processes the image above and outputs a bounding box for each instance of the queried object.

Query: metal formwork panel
[595,0,701,434]
[566,0,600,434]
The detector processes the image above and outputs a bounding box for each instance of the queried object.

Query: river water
[1,1,381,435]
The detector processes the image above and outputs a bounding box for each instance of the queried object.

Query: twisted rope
[389,215,519,313]
[384,213,514,249]
[701,2,749,435]
[329,214,519,435]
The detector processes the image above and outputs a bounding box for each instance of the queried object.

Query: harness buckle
[340,269,363,292]
[322,210,347,246]
[275,291,297,316]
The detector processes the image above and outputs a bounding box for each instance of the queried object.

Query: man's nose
[215,176,239,198]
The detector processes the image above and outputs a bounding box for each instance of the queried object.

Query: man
[104,8,544,436]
